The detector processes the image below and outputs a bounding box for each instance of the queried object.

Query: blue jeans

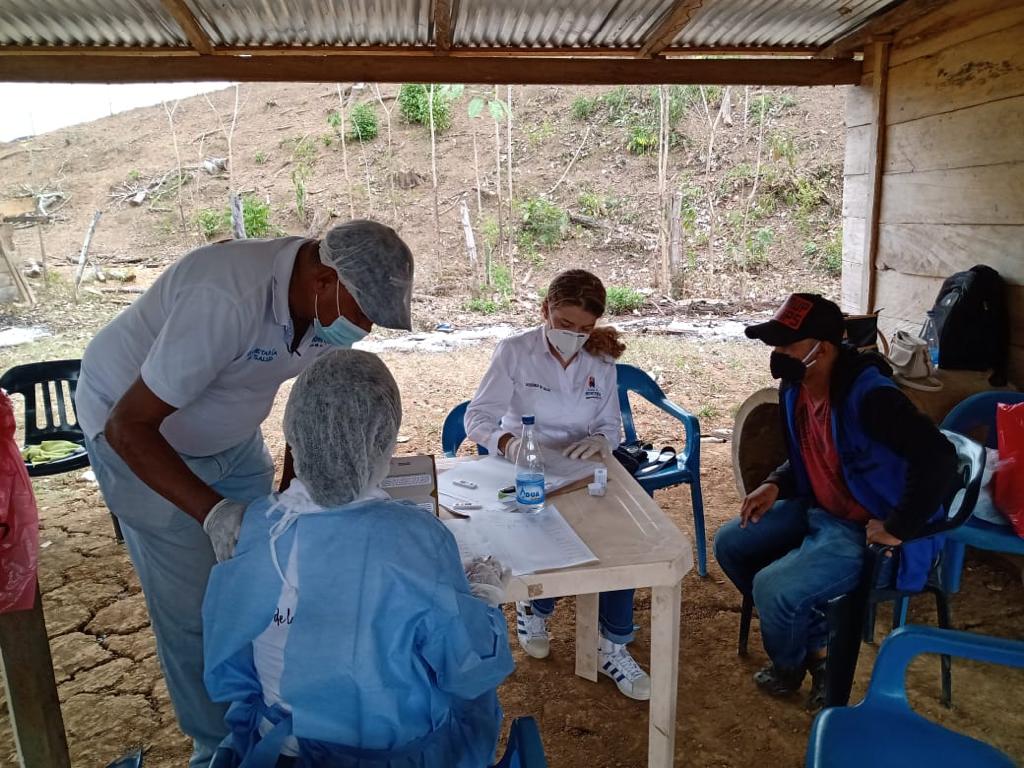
[86,431,275,768]
[713,499,867,670]
[530,589,636,644]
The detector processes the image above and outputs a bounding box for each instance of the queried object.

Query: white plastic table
[439,456,693,767]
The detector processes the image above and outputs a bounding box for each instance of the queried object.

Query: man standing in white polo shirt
[76,220,414,767]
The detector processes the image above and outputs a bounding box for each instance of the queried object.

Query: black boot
[805,657,827,713]
[754,662,806,696]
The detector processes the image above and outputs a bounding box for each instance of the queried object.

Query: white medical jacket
[465,325,622,455]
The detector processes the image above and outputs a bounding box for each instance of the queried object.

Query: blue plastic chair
[616,364,706,576]
[806,626,1023,768]
[939,391,1024,593]
[441,400,488,457]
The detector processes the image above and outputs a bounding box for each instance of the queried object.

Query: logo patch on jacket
[525,381,551,393]
[584,375,602,400]
[246,347,279,362]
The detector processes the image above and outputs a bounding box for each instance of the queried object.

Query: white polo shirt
[76,237,331,457]
[465,325,622,456]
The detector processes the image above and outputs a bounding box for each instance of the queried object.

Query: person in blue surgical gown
[202,349,515,768]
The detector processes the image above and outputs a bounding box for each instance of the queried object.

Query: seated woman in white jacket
[464,269,650,701]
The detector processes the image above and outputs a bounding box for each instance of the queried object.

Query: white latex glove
[501,437,522,463]
[563,435,608,460]
[465,556,511,607]
[202,499,246,562]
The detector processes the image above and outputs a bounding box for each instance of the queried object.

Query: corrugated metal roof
[189,0,432,48]
[674,0,897,48]
[0,0,892,51]
[0,0,187,47]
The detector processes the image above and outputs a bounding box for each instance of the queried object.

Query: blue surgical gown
[202,493,515,767]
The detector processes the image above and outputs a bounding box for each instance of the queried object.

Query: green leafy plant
[196,208,228,239]
[241,196,272,237]
[627,124,658,155]
[465,297,501,314]
[577,190,610,218]
[744,227,774,269]
[126,169,142,182]
[349,103,379,142]
[254,150,268,165]
[769,131,798,168]
[605,286,646,314]
[526,120,555,147]
[397,84,458,133]
[572,96,600,121]
[821,232,842,277]
[327,110,343,131]
[518,196,568,248]
[321,134,334,147]
[492,265,514,301]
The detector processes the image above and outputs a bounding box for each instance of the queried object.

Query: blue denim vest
[781,366,943,591]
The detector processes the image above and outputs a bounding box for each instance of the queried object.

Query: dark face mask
[770,342,821,383]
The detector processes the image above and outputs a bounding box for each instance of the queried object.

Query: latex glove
[562,435,608,460]
[501,437,523,463]
[465,556,511,607]
[203,499,246,562]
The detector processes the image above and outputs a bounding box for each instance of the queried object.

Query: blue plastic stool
[806,626,1023,767]
[939,391,1024,593]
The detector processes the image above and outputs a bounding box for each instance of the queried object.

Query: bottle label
[516,475,545,506]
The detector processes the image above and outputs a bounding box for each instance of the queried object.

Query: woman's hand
[740,483,779,528]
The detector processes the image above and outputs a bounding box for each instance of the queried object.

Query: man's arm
[105,377,222,524]
[861,387,959,541]
[765,460,797,498]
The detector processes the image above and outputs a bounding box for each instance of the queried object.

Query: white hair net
[283,349,402,508]
[319,220,414,331]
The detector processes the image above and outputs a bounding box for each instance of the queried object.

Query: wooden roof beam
[433,0,459,54]
[0,53,862,86]
[160,0,213,55]
[637,0,705,58]
[817,0,949,58]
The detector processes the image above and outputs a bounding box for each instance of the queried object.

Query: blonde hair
[544,269,626,360]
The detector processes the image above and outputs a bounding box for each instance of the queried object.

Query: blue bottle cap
[521,414,535,425]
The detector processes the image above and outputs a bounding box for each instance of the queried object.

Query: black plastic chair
[738,430,986,708]
[0,360,122,541]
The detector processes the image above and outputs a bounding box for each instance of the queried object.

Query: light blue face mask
[314,282,369,348]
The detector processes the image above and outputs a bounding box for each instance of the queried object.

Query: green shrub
[518,196,568,248]
[397,84,454,132]
[127,169,142,181]
[744,227,774,269]
[577,190,609,218]
[196,208,227,239]
[770,132,798,167]
[321,134,333,147]
[606,286,645,314]
[241,196,272,238]
[465,297,501,314]
[349,103,379,141]
[492,265,513,300]
[821,232,842,277]
[254,151,268,165]
[627,124,658,155]
[572,96,600,121]
[327,110,343,130]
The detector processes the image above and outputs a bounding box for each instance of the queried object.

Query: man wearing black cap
[714,293,957,711]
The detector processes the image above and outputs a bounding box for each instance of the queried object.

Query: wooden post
[859,39,891,313]
[36,224,47,280]
[229,192,246,239]
[574,593,599,682]
[459,195,478,273]
[74,211,102,299]
[648,581,682,767]
[669,191,683,295]
[0,584,71,768]
[0,224,36,305]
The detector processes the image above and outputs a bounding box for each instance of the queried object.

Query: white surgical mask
[546,327,590,362]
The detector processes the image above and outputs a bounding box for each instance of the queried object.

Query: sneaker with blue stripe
[598,636,651,701]
[515,601,550,659]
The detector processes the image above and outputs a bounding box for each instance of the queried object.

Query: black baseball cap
[745,293,844,346]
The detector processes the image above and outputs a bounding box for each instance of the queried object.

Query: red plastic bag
[994,402,1024,539]
[0,389,38,612]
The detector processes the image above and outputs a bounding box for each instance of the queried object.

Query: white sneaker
[598,637,651,701]
[515,602,550,659]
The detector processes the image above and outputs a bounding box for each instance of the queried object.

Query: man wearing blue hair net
[203,349,515,767]
[76,220,414,767]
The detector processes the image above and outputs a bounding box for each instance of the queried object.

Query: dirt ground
[2,331,1023,768]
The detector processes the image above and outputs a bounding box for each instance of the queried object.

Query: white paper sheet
[443,503,597,576]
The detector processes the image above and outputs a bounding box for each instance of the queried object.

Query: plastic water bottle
[514,415,545,513]
[922,311,940,367]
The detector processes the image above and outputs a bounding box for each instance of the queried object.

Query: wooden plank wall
[841,0,1024,381]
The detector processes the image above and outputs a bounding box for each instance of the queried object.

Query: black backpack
[930,265,1009,385]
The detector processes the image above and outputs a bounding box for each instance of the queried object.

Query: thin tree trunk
[36,224,47,281]
[428,84,442,256]
[373,84,399,226]
[718,87,733,127]
[471,123,482,216]
[506,85,514,258]
[230,193,246,239]
[337,84,356,220]
[657,84,671,293]
[493,86,505,264]
[162,99,187,233]
[700,86,723,277]
[460,195,479,277]
[741,88,768,273]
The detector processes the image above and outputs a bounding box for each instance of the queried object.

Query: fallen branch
[545,126,591,196]
[74,211,103,299]
[569,212,606,230]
